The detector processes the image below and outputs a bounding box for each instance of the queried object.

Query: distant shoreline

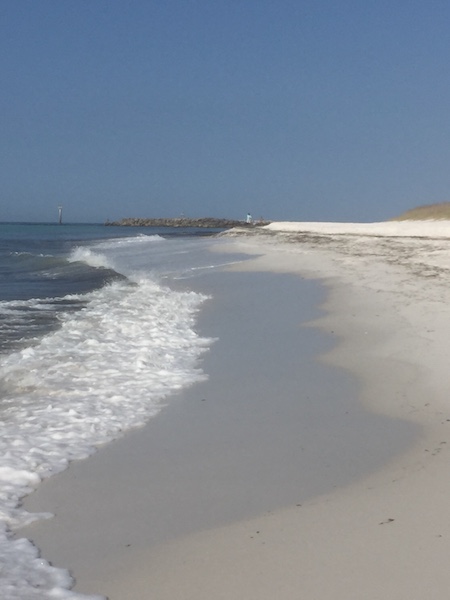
[105,217,270,228]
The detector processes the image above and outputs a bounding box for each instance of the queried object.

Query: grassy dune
[391,202,450,220]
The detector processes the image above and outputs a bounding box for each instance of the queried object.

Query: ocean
[0,222,243,599]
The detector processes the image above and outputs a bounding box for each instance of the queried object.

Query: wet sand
[21,219,450,599]
[19,265,417,599]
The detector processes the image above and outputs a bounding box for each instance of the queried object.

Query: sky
[2,0,450,223]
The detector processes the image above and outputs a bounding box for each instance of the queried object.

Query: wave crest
[68,247,112,269]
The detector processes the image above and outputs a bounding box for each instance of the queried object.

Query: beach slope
[22,219,450,599]
[135,220,450,599]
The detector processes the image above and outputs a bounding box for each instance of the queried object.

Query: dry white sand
[111,220,450,599]
[21,220,450,599]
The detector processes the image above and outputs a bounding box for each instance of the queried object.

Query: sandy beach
[19,220,450,599]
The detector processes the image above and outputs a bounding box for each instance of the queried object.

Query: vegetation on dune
[391,202,450,221]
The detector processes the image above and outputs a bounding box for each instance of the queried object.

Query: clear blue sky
[2,0,450,223]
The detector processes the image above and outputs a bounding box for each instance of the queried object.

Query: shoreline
[19,222,450,599]
[118,229,450,599]
[18,263,416,599]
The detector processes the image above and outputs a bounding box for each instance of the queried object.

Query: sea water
[0,223,242,599]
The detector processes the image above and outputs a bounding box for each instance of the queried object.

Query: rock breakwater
[106,217,270,228]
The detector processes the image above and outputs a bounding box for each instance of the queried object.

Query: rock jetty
[106,217,270,228]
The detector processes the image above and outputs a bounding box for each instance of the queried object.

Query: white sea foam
[93,233,164,249]
[0,274,213,598]
[0,234,246,598]
[68,247,112,269]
